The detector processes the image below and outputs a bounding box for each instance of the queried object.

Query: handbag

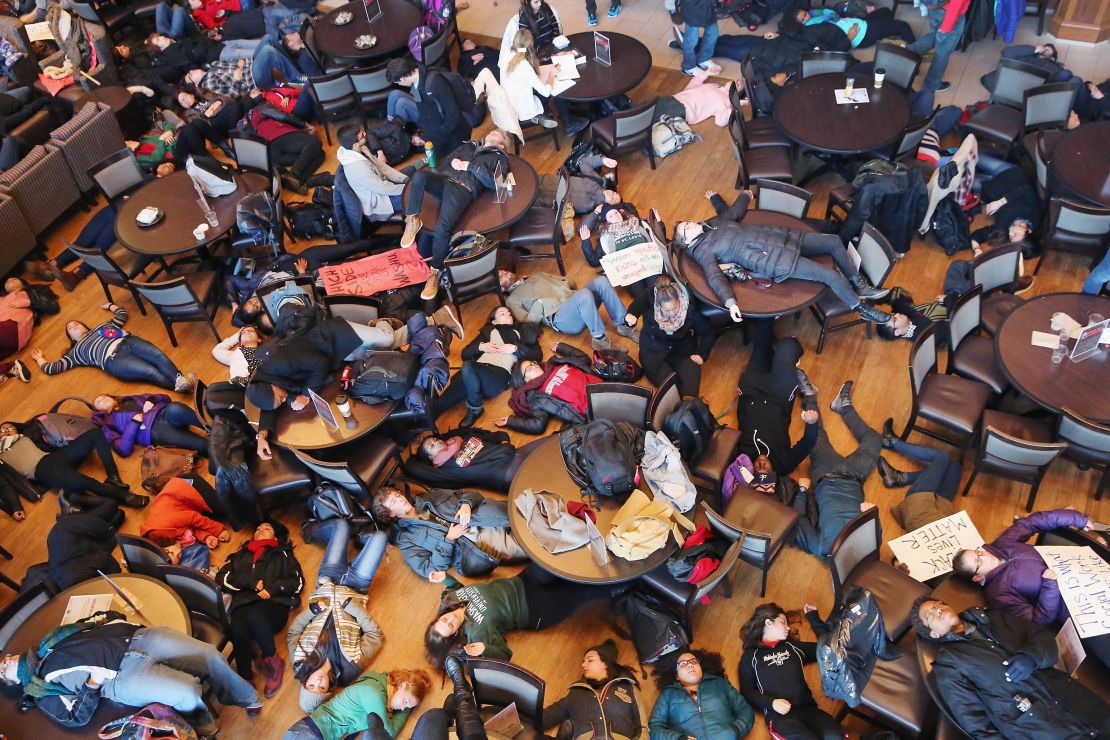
[98,703,199,740]
[31,397,96,448]
[140,446,197,493]
[605,489,694,561]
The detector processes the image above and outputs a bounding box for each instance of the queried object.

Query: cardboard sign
[1035,546,1110,638]
[600,242,664,287]
[887,510,984,582]
[318,248,430,297]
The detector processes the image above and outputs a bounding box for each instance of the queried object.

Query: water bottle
[1051,329,1068,364]
[424,141,436,168]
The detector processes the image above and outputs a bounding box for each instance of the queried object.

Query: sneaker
[47,262,83,292]
[431,304,464,340]
[587,12,598,25]
[796,367,818,398]
[591,334,614,350]
[400,215,423,248]
[420,268,441,300]
[683,68,700,76]
[279,171,307,196]
[698,61,722,75]
[11,360,30,383]
[538,116,559,129]
[123,493,150,508]
[615,323,640,343]
[174,373,193,393]
[246,704,263,718]
[856,302,891,324]
[936,80,951,91]
[829,380,854,414]
[608,4,621,16]
[564,116,590,137]
[668,39,681,50]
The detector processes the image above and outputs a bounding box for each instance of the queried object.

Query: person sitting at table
[500,0,564,68]
[796,6,914,48]
[30,303,195,393]
[283,666,431,740]
[434,304,542,427]
[791,381,881,558]
[951,508,1110,669]
[501,29,589,136]
[502,270,638,349]
[370,485,526,583]
[648,649,755,739]
[216,519,304,695]
[385,58,474,172]
[397,128,511,301]
[543,639,647,739]
[406,426,528,492]
[624,275,714,399]
[672,191,891,325]
[912,598,1110,739]
[334,124,410,224]
[245,92,325,195]
[872,417,961,533]
[91,392,209,458]
[424,563,615,664]
[738,603,842,740]
[140,476,231,568]
[41,497,124,590]
[493,341,599,434]
[0,612,263,732]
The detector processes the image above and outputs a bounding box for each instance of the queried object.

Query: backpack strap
[49,396,94,413]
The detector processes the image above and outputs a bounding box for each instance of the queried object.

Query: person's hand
[549,340,561,353]
[303,124,316,135]
[1067,111,1080,129]
[463,642,485,656]
[1089,82,1104,100]
[290,395,310,411]
[1034,44,1046,54]
[428,571,447,583]
[770,72,789,86]
[1003,653,1037,682]
[690,354,704,365]
[741,188,755,201]
[625,314,638,326]
[798,477,811,490]
[704,189,718,200]
[132,413,143,423]
[764,31,779,39]
[159,130,176,143]
[478,342,494,353]
[218,529,231,542]
[295,257,309,274]
[445,522,468,541]
[861,501,877,512]
[471,52,484,62]
[803,603,817,613]
[30,348,44,365]
[256,436,273,461]
[258,588,271,599]
[451,157,469,171]
[497,343,517,355]
[12,510,24,521]
[985,198,1006,216]
[579,224,591,240]
[729,304,744,323]
[256,580,265,591]
[100,301,115,310]
[801,409,819,425]
[772,699,792,715]
[602,157,617,168]
[1042,567,1057,580]
[142,400,155,413]
[456,503,472,527]
[493,416,509,427]
[205,535,219,549]
[125,139,139,150]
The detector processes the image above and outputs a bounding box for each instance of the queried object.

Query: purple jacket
[981,508,1089,626]
[92,393,170,456]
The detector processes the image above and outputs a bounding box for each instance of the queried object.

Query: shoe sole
[13,360,30,382]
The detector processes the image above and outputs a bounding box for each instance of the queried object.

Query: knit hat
[299,684,330,713]
[598,204,617,223]
[585,638,619,665]
[245,381,276,410]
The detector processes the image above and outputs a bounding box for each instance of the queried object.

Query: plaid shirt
[200,60,255,97]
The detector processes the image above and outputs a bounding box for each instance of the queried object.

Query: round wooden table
[315,0,423,64]
[404,155,538,235]
[774,73,910,155]
[994,292,1110,422]
[1050,121,1110,207]
[678,210,834,317]
[507,434,677,584]
[116,170,267,257]
[560,32,652,102]
[243,380,397,450]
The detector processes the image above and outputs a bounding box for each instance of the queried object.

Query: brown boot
[47,262,83,292]
[262,654,285,698]
[24,260,54,282]
[400,215,422,248]
[430,304,464,340]
[420,267,441,300]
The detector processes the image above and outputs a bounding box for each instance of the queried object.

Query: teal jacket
[648,675,754,740]
[309,670,411,740]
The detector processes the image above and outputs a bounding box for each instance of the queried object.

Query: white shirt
[212,333,252,381]
[500,59,552,122]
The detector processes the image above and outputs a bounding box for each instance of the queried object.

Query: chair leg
[323,119,333,146]
[759,565,768,597]
[1026,476,1042,512]
[130,288,148,316]
[816,319,827,354]
[554,241,566,276]
[647,144,656,170]
[207,317,220,342]
[899,409,918,440]
[961,465,980,497]
[164,319,178,348]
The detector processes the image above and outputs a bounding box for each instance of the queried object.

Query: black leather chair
[586,382,651,427]
[290,436,402,503]
[1034,198,1110,275]
[9,108,59,152]
[800,51,850,78]
[1057,407,1110,501]
[116,533,170,579]
[307,71,362,144]
[0,581,56,650]
[248,445,315,512]
[131,273,221,347]
[348,63,392,118]
[732,100,789,150]
[946,285,1009,394]
[159,563,232,651]
[972,243,1025,334]
[641,537,743,641]
[590,99,658,170]
[507,167,569,275]
[703,497,798,597]
[62,240,151,314]
[442,235,503,319]
[809,222,894,353]
[464,658,546,740]
[729,112,793,189]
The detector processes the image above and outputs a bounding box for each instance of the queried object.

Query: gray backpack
[652,115,697,158]
[31,397,96,448]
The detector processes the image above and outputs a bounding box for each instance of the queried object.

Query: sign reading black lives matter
[887,511,984,582]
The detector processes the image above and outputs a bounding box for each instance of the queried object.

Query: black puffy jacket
[364,119,412,165]
[216,540,304,612]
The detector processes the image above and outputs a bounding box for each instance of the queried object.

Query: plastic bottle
[1051,329,1068,363]
[424,141,436,168]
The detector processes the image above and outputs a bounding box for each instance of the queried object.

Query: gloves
[1003,653,1037,683]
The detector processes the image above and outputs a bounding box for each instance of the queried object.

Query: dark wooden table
[678,210,833,317]
[1050,121,1110,207]
[116,170,267,257]
[560,32,652,103]
[774,73,910,155]
[994,292,1110,422]
[0,574,192,737]
[78,85,145,140]
[315,0,423,64]
[507,434,677,584]
[243,380,396,450]
[404,154,538,235]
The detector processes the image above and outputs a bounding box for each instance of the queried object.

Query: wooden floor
[0,39,1107,740]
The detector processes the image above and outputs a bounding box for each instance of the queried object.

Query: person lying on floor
[405,426,527,492]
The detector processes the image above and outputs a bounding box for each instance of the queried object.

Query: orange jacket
[140,477,224,545]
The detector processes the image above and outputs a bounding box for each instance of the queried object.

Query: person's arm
[112,414,141,457]
[503,408,552,435]
[525,62,553,97]
[267,552,304,597]
[725,680,755,737]
[1001,44,1036,60]
[347,603,384,663]
[996,609,1059,667]
[181,508,225,540]
[285,606,314,658]
[216,554,257,592]
[708,192,729,214]
[995,572,1062,627]
[109,305,129,328]
[577,154,607,183]
[720,191,752,223]
[554,342,592,367]
[791,486,826,557]
[37,347,77,375]
[212,334,240,365]
[397,528,455,579]
[804,608,829,638]
[737,651,775,713]
[626,293,649,320]
[932,654,1006,740]
[996,509,1089,547]
[453,489,484,512]
[647,690,685,740]
[459,329,488,361]
[781,418,819,475]
[543,694,574,729]
[692,309,716,359]
[430,74,461,132]
[513,325,544,362]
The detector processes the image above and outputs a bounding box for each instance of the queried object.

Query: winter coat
[506,273,576,323]
[140,476,224,545]
[435,140,509,195]
[151,37,222,76]
[460,322,543,365]
[932,607,1106,740]
[34,619,141,697]
[413,69,472,156]
[839,169,929,256]
[545,676,647,740]
[216,539,304,612]
[505,343,597,435]
[627,289,715,360]
[812,588,897,706]
[0,459,39,517]
[392,488,512,579]
[443,576,531,661]
[364,119,412,165]
[994,0,1025,42]
[308,670,411,740]
[287,583,382,678]
[405,319,449,415]
[892,491,956,532]
[981,508,1088,626]
[793,475,868,557]
[92,393,171,456]
[305,317,363,366]
[335,147,406,220]
[333,167,364,244]
[648,674,755,740]
[252,334,332,395]
[738,637,821,714]
[780,19,851,52]
[47,498,122,590]
[402,428,518,491]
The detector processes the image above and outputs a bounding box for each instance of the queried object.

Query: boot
[47,262,83,292]
[400,215,423,248]
[280,170,307,196]
[848,273,890,300]
[829,380,853,414]
[430,304,464,340]
[878,456,909,488]
[420,267,441,300]
[881,417,896,449]
[796,367,818,398]
[856,302,891,324]
[615,323,640,343]
[24,259,54,282]
[357,713,391,740]
[444,655,487,740]
[122,493,150,508]
[262,654,285,698]
[460,404,483,427]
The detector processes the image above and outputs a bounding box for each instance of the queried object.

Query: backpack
[30,397,96,448]
[312,185,334,210]
[275,301,327,337]
[185,154,236,197]
[651,115,697,159]
[816,586,898,706]
[560,419,644,501]
[592,348,642,382]
[426,70,485,128]
[612,589,689,665]
[407,25,435,61]
[348,351,419,402]
[235,191,277,243]
[564,139,606,184]
[141,446,197,493]
[98,703,199,740]
[930,195,971,256]
[662,398,719,462]
[285,201,335,240]
[305,482,374,529]
[943,259,974,297]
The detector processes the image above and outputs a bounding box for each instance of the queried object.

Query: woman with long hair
[500,0,563,68]
[283,666,432,739]
[544,639,646,739]
[91,392,208,457]
[501,28,585,134]
[624,275,715,398]
[738,603,842,740]
[648,649,754,739]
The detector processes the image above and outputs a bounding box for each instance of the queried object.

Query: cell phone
[786,71,797,82]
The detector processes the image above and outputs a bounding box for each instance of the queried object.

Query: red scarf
[246,538,278,563]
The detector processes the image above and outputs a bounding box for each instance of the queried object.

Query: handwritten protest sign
[1035,546,1110,639]
[887,511,984,582]
[600,243,664,287]
[318,248,429,297]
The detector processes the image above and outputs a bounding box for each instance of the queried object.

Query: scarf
[508,363,557,417]
[246,538,278,563]
[431,437,463,467]
[17,622,85,698]
[654,284,690,334]
[0,434,21,454]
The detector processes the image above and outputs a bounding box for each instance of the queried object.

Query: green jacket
[309,670,410,739]
[449,576,530,661]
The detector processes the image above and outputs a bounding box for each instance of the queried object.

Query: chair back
[972,243,1021,294]
[613,99,658,138]
[301,17,324,68]
[116,533,170,578]
[132,276,202,307]
[728,115,752,187]
[648,373,683,432]
[0,581,55,650]
[1058,407,1110,457]
[1034,131,1050,195]
[801,51,850,79]
[1023,81,1080,130]
[256,275,318,328]
[231,132,272,174]
[551,168,571,245]
[648,208,669,243]
[192,378,213,431]
[349,63,392,105]
[1051,199,1110,238]
[465,658,546,729]
[982,426,1066,474]
[701,502,743,542]
[158,563,228,626]
[311,71,357,104]
[991,58,1051,108]
[289,448,370,495]
[855,222,894,288]
[444,235,501,300]
[421,29,449,68]
[692,538,744,601]
[828,507,882,599]
[728,110,748,150]
[894,108,937,158]
[755,179,812,219]
[63,240,128,284]
[69,0,103,24]
[88,148,145,201]
[874,42,921,89]
[587,382,652,427]
[728,78,745,114]
[741,56,758,112]
[947,284,983,353]
[908,323,938,396]
[325,295,380,324]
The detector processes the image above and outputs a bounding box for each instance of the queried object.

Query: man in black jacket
[386,58,472,167]
[913,598,1110,739]
[674,191,890,324]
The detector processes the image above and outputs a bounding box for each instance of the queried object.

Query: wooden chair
[158,563,231,651]
[1034,198,1110,275]
[586,382,652,427]
[729,112,793,189]
[507,167,569,275]
[946,285,1009,394]
[230,132,273,175]
[809,222,894,353]
[800,51,850,78]
[703,497,798,598]
[289,436,402,501]
[962,410,1066,511]
[88,148,146,201]
[590,99,658,170]
[116,533,169,578]
[307,71,361,144]
[1056,407,1109,501]
[442,235,503,319]
[131,273,221,347]
[641,537,743,640]
[62,240,151,314]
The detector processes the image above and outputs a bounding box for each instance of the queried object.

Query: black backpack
[560,419,644,502]
[427,70,486,128]
[348,351,418,402]
[613,589,689,666]
[930,195,970,256]
[662,398,718,462]
[285,201,335,240]
[591,348,642,382]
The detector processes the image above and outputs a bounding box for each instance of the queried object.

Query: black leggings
[34,429,127,501]
[766,702,843,740]
[230,600,289,677]
[642,349,702,399]
[269,131,325,182]
[859,8,915,47]
[519,564,610,629]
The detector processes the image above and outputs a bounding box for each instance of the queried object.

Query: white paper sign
[26,21,54,42]
[600,243,664,287]
[1035,546,1110,638]
[887,510,984,582]
[61,594,114,625]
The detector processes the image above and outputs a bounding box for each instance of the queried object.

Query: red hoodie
[541,364,599,415]
[189,0,240,29]
[938,0,970,33]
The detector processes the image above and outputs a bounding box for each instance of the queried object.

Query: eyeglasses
[676,657,700,669]
[973,548,986,575]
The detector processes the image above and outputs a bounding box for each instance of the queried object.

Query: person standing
[585,0,620,26]
[666,0,722,76]
[906,0,970,116]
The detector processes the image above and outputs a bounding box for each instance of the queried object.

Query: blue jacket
[648,674,754,740]
[392,488,511,579]
[994,0,1024,42]
[333,167,364,244]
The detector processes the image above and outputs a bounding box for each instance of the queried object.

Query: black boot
[280,169,307,196]
[878,456,909,488]
[460,404,484,427]
[856,302,891,324]
[356,713,391,740]
[829,380,854,414]
[881,417,896,449]
[848,273,890,300]
[444,655,487,740]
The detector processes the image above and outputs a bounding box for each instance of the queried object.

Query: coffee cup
[874,67,886,88]
[193,223,209,240]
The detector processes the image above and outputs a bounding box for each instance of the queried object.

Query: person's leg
[429,184,473,269]
[1083,250,1110,294]
[674,355,702,398]
[316,518,353,582]
[220,39,259,61]
[126,627,261,708]
[696,21,719,66]
[103,652,218,732]
[798,232,859,278]
[906,11,939,55]
[922,14,965,91]
[342,531,387,591]
[796,703,844,740]
[681,24,701,72]
[410,708,453,740]
[1083,632,1110,672]
[808,418,847,483]
[519,566,609,627]
[585,276,628,325]
[151,417,210,455]
[549,288,595,337]
[585,0,597,18]
[229,607,260,678]
[387,89,419,123]
[435,370,469,413]
[790,255,861,308]
[839,406,882,480]
[55,428,122,481]
[155,3,173,37]
[460,362,509,409]
[768,337,804,400]
[252,42,305,87]
[112,337,183,389]
[287,134,325,182]
[405,169,447,217]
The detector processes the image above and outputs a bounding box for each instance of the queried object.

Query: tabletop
[404,154,538,235]
[76,85,132,114]
[314,0,423,63]
[774,73,910,155]
[1050,121,1110,208]
[116,170,267,257]
[507,434,677,584]
[994,292,1110,422]
[243,380,397,450]
[678,210,833,316]
[559,32,653,103]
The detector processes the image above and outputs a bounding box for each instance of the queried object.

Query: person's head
[912,596,963,639]
[602,189,622,206]
[1039,43,1057,59]
[92,394,120,413]
[1008,219,1033,245]
[952,547,1004,584]
[654,275,685,313]
[386,58,420,86]
[741,603,790,649]
[417,436,447,461]
[176,90,197,109]
[246,381,287,411]
[521,0,545,17]
[462,38,476,51]
[425,600,469,665]
[599,204,624,226]
[673,221,705,250]
[184,69,206,87]
[252,519,288,543]
[508,29,540,74]
[580,639,634,687]
[750,462,777,494]
[65,320,89,343]
[336,124,364,151]
[518,359,545,384]
[238,326,262,347]
[489,305,515,325]
[371,486,415,525]
[653,649,724,690]
[498,269,519,293]
[0,422,17,438]
[4,277,24,293]
[387,668,431,712]
[146,33,173,52]
[238,295,265,326]
[284,31,305,52]
[482,128,510,151]
[0,653,20,685]
[876,312,912,340]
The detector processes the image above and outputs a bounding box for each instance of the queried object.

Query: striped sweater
[286,583,382,672]
[42,308,129,375]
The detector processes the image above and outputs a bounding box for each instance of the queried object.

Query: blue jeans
[252,37,306,88]
[682,22,718,72]
[156,3,197,38]
[550,276,627,338]
[104,337,183,390]
[907,10,965,92]
[792,233,862,309]
[1084,249,1110,294]
[888,437,961,500]
[388,89,418,123]
[316,519,387,591]
[151,402,208,454]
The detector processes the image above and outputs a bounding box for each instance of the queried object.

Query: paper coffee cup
[874,67,886,88]
[193,224,209,239]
